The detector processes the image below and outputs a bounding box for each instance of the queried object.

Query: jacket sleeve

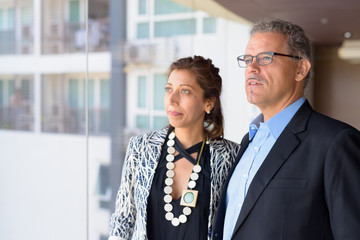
[109,136,139,239]
[324,128,360,239]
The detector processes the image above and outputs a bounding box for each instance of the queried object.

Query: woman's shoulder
[210,138,240,149]
[128,127,168,146]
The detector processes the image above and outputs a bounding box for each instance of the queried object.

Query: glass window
[21,6,32,25]
[154,0,192,15]
[0,10,3,29]
[42,74,109,135]
[7,8,14,29]
[0,80,3,105]
[20,79,30,100]
[96,165,110,196]
[203,17,216,34]
[69,0,80,23]
[153,73,166,110]
[69,79,79,107]
[136,115,149,129]
[8,79,14,96]
[100,78,110,134]
[100,79,110,108]
[0,7,15,54]
[88,79,95,108]
[0,75,33,131]
[138,0,147,15]
[154,19,196,37]
[137,75,147,108]
[153,116,168,130]
[0,1,254,240]
[137,22,149,39]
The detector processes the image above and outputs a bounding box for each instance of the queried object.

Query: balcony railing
[0,26,33,55]
[42,18,110,54]
[0,105,34,131]
[41,107,110,136]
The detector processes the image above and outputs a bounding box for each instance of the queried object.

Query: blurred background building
[0,0,358,240]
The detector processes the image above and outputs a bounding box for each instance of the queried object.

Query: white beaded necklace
[163,131,207,226]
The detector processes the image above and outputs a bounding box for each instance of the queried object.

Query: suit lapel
[231,101,313,238]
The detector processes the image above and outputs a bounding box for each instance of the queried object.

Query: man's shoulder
[310,110,358,132]
[293,100,358,134]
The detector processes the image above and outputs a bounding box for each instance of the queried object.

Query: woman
[109,56,240,240]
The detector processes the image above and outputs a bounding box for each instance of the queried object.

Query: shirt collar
[248,97,306,140]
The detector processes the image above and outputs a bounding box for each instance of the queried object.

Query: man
[212,19,360,240]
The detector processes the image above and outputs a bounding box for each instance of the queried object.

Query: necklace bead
[164,195,172,203]
[167,139,175,147]
[190,172,199,180]
[166,154,174,161]
[165,178,173,185]
[169,132,175,139]
[166,169,175,178]
[183,207,191,215]
[164,186,172,194]
[165,212,174,220]
[179,214,187,223]
[188,180,196,189]
[167,146,175,154]
[166,162,175,169]
[193,165,201,173]
[171,218,180,226]
[164,203,173,212]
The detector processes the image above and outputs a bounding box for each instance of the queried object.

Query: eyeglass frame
[237,51,302,68]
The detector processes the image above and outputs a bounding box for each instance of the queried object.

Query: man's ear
[295,59,311,81]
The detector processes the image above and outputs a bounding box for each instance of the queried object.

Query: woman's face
[164,69,212,132]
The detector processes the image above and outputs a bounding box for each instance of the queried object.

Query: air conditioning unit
[123,44,154,64]
[22,25,32,39]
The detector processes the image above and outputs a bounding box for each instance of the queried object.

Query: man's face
[244,32,304,118]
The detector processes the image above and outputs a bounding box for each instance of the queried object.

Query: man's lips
[247,80,262,86]
[246,75,264,86]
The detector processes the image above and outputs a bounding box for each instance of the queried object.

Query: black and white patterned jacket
[109,128,241,240]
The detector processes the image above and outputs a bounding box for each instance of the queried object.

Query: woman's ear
[204,97,216,113]
[295,59,311,81]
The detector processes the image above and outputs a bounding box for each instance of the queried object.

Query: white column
[33,0,42,133]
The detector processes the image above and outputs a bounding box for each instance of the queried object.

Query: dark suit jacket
[212,100,360,240]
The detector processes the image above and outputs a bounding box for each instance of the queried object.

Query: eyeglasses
[237,51,301,68]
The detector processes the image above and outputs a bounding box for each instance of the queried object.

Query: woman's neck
[174,127,205,149]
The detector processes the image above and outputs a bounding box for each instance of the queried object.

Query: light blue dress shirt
[223,97,305,240]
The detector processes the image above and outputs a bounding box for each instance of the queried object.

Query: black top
[147,133,211,240]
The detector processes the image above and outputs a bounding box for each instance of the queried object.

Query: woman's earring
[206,110,210,114]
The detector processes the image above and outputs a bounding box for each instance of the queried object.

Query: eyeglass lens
[241,52,273,67]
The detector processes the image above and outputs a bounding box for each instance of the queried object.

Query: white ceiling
[214,0,360,44]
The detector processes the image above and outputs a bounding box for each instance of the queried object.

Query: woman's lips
[168,110,182,116]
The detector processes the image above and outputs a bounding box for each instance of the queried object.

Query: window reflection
[42,0,109,54]
[41,73,110,135]
[0,0,33,54]
[0,75,34,130]
[0,0,251,240]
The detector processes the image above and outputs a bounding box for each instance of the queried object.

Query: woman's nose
[168,90,179,104]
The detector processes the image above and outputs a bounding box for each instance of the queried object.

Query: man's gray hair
[250,19,312,87]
